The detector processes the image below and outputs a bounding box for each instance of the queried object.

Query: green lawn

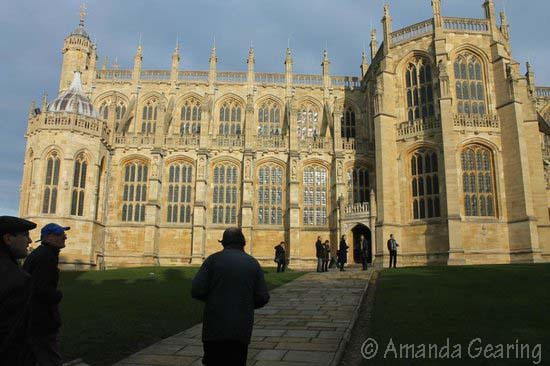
[364,264,550,365]
[59,266,303,366]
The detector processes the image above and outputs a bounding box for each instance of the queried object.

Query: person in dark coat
[322,240,330,272]
[0,216,36,366]
[192,227,270,366]
[274,241,287,273]
[360,234,372,270]
[338,235,349,271]
[387,234,399,268]
[315,236,323,272]
[24,223,69,366]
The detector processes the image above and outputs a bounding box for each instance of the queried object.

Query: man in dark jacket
[387,234,399,268]
[315,236,323,272]
[24,223,69,366]
[274,241,287,273]
[360,234,372,270]
[338,235,349,271]
[0,216,36,366]
[191,227,270,366]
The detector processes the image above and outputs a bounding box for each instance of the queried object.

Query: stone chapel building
[20,1,550,269]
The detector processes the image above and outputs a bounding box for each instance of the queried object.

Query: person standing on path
[274,241,287,273]
[360,234,372,270]
[191,227,270,366]
[338,235,349,272]
[322,240,330,272]
[315,236,324,273]
[24,223,69,366]
[387,234,399,268]
[0,216,37,366]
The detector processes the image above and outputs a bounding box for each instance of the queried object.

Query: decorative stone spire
[112,56,119,70]
[432,0,442,29]
[500,11,510,40]
[79,2,86,28]
[285,47,293,86]
[247,44,255,85]
[28,100,36,118]
[101,56,108,71]
[133,40,143,81]
[361,49,369,77]
[41,92,48,112]
[525,62,536,97]
[382,3,392,53]
[209,44,217,85]
[171,40,180,81]
[370,29,379,61]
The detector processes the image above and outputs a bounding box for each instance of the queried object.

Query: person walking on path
[322,240,330,272]
[0,216,37,366]
[360,234,372,270]
[274,241,287,273]
[191,227,270,366]
[24,223,69,366]
[387,234,399,268]
[315,236,324,273]
[338,235,349,272]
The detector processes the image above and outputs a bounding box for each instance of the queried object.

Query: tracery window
[99,101,109,120]
[180,98,201,135]
[121,161,148,222]
[411,149,440,219]
[405,58,435,122]
[141,99,158,134]
[212,163,239,224]
[70,153,87,216]
[303,165,328,226]
[257,164,283,225]
[114,101,126,131]
[454,53,486,115]
[461,145,496,217]
[258,100,281,136]
[341,107,356,139]
[297,103,319,140]
[219,100,242,135]
[167,162,193,223]
[42,151,60,214]
[347,167,370,204]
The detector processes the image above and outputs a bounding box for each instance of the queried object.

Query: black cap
[0,216,37,235]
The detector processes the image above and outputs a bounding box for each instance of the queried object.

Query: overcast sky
[1,0,549,216]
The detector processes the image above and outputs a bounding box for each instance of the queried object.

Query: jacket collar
[0,243,18,265]
[40,242,61,256]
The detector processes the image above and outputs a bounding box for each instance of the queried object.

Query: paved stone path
[114,268,372,366]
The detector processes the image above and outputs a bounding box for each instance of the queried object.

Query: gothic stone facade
[20,1,550,269]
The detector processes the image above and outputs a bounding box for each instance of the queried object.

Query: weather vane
[79,3,87,27]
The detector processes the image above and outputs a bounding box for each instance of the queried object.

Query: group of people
[0,216,69,366]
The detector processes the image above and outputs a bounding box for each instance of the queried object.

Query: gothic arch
[394,50,435,75]
[295,96,323,112]
[210,156,241,168]
[93,91,130,106]
[301,158,331,171]
[214,93,246,110]
[165,155,195,166]
[40,145,64,160]
[139,92,168,105]
[255,157,287,170]
[450,44,491,71]
[255,94,284,109]
[119,154,151,166]
[176,92,204,106]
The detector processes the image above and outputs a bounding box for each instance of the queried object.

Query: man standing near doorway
[360,234,372,270]
[315,236,323,273]
[387,234,399,268]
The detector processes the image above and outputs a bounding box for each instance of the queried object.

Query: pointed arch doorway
[351,224,371,264]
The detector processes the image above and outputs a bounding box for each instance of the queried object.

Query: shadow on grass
[59,266,303,366]
[361,264,550,366]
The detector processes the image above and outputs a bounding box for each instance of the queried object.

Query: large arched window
[258,100,281,136]
[99,101,109,120]
[42,151,60,214]
[257,164,284,225]
[405,58,435,122]
[454,53,486,115]
[114,101,127,131]
[167,162,194,223]
[411,149,440,219]
[461,145,496,217]
[212,163,239,224]
[297,102,319,140]
[341,107,356,139]
[121,161,148,222]
[303,165,328,226]
[347,167,370,204]
[141,99,158,134]
[180,98,201,135]
[70,153,87,216]
[219,99,242,135]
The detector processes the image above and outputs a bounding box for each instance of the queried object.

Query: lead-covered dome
[47,72,98,118]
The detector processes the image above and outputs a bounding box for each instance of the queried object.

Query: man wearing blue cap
[0,215,36,365]
[23,223,69,366]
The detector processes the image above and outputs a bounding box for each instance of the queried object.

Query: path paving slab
[114,268,371,366]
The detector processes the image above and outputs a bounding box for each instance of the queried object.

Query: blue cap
[37,223,70,242]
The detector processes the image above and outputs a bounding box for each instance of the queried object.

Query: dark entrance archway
[351,224,371,264]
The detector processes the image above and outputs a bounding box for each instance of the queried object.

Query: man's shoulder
[0,256,30,292]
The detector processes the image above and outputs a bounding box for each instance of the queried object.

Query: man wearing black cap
[0,215,36,365]
[23,223,69,366]
[191,227,270,366]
